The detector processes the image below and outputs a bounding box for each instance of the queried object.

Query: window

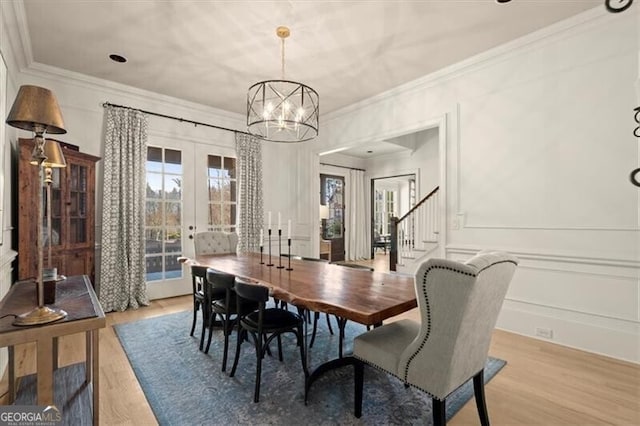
[207,155,237,232]
[145,147,183,282]
[374,189,396,235]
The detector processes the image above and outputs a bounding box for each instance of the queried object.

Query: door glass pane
[165,202,181,226]
[207,154,236,232]
[145,147,184,282]
[322,176,343,238]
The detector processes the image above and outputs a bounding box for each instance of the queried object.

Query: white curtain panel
[99,106,149,312]
[235,133,264,253]
[347,169,369,260]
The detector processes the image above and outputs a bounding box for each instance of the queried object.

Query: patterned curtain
[99,106,149,312]
[235,133,263,253]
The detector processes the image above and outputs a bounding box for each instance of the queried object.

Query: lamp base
[12,306,67,326]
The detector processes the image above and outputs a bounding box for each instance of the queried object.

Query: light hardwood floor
[2,257,639,425]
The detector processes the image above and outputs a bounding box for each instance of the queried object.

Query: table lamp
[37,140,66,277]
[6,85,68,325]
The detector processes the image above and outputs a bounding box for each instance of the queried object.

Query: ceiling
[19,0,601,116]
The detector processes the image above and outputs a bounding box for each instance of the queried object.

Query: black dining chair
[229,277,308,403]
[190,265,207,338]
[191,264,225,350]
[204,268,258,372]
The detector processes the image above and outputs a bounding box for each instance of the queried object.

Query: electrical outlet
[535,327,554,339]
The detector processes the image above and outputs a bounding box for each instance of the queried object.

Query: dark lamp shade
[6,85,66,134]
[30,140,67,167]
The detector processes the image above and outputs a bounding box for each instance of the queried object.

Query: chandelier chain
[281,37,285,80]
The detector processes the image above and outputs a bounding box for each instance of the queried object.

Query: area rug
[114,310,506,425]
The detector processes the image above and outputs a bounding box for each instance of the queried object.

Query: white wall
[319,8,640,363]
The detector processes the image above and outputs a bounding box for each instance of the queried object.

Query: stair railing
[390,186,439,271]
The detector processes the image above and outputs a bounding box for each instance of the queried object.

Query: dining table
[194,252,418,401]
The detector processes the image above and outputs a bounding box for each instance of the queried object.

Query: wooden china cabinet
[17,138,100,283]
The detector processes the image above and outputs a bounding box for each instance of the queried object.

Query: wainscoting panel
[0,250,17,379]
[448,246,639,363]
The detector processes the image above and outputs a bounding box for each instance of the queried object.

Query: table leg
[36,337,54,405]
[52,337,58,370]
[91,329,100,426]
[85,331,92,383]
[8,346,15,403]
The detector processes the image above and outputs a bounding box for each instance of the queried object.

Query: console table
[0,275,105,425]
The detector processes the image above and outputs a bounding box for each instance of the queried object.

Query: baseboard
[497,302,639,364]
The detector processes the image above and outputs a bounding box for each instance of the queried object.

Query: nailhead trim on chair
[401,260,517,381]
[353,354,441,400]
[401,265,472,381]
[357,258,517,405]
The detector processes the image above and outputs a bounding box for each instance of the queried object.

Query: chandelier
[247,26,319,142]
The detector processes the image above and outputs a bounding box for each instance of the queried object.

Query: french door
[144,137,236,299]
[320,174,345,262]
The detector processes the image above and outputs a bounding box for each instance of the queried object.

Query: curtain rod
[102,102,251,136]
[320,162,365,172]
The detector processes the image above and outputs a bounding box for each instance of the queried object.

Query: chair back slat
[234,277,269,303]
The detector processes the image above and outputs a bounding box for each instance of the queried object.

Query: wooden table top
[195,253,417,325]
[0,275,106,344]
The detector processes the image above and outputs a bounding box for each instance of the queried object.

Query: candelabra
[277,229,284,269]
[286,238,293,271]
[266,229,274,266]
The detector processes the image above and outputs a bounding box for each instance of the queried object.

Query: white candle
[278,212,282,230]
[259,229,264,247]
[268,211,272,230]
[287,220,291,239]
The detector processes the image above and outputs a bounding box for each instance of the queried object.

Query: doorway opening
[370,174,416,259]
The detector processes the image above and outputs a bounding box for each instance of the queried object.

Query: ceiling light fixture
[109,54,127,63]
[247,26,319,142]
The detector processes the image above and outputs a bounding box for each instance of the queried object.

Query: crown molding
[21,62,245,124]
[324,5,613,123]
[0,0,30,73]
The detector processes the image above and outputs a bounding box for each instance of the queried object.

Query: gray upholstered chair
[353,251,518,426]
[194,231,238,255]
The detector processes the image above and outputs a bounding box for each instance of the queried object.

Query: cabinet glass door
[68,163,88,245]
[46,168,63,249]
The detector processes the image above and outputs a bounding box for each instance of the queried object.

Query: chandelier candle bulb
[259,229,264,247]
[268,211,272,230]
[288,220,291,239]
[278,212,281,230]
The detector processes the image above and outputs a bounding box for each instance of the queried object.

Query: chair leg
[204,312,217,354]
[325,313,334,335]
[277,334,283,362]
[473,369,490,426]
[221,315,231,371]
[229,328,244,377]
[190,300,199,336]
[199,309,207,351]
[254,333,264,403]
[432,397,446,426]
[297,325,309,378]
[354,359,364,418]
[337,317,347,358]
[310,312,319,348]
